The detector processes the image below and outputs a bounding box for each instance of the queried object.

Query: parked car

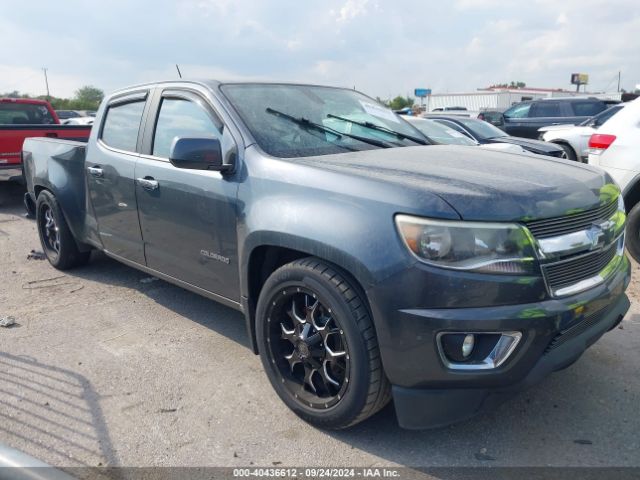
[0,98,91,182]
[587,97,640,262]
[539,105,624,161]
[55,110,81,121]
[404,116,527,154]
[485,97,609,139]
[23,80,630,430]
[61,116,95,126]
[426,115,566,157]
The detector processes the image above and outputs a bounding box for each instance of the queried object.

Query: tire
[555,143,577,161]
[625,202,640,264]
[256,257,391,429]
[36,190,90,270]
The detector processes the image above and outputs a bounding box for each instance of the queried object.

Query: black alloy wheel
[256,258,391,429]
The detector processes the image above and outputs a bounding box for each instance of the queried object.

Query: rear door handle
[87,166,104,178]
[136,177,159,191]
[45,132,58,138]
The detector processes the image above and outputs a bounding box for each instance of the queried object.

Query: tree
[71,86,104,110]
[387,95,414,110]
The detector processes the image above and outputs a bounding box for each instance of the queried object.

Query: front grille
[542,242,618,292]
[545,304,613,353]
[525,200,617,239]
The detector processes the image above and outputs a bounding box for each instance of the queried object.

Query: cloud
[334,0,369,22]
[1,0,638,100]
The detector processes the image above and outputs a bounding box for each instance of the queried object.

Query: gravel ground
[1,182,639,469]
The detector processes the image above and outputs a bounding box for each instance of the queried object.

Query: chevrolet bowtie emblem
[586,220,615,250]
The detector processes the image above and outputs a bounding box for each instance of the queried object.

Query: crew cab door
[135,87,240,301]
[86,90,149,264]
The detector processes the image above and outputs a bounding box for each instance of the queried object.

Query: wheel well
[624,180,640,213]
[34,185,48,199]
[244,246,372,355]
[550,140,575,154]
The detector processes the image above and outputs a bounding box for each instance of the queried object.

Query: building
[420,87,624,113]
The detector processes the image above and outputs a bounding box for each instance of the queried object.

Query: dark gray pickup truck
[23,80,631,429]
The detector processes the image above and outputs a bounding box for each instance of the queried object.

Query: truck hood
[297,145,613,222]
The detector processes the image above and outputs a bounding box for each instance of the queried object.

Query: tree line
[1,86,104,111]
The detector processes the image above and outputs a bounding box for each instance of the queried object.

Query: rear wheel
[256,258,390,429]
[36,190,90,270]
[625,202,640,263]
[555,143,577,161]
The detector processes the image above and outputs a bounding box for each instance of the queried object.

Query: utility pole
[617,71,621,92]
[42,68,50,100]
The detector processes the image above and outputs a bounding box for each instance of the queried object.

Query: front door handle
[136,177,159,191]
[87,166,104,178]
[45,132,58,138]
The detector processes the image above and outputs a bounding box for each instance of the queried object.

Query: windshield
[221,84,427,158]
[0,102,56,125]
[407,118,477,146]
[456,118,508,140]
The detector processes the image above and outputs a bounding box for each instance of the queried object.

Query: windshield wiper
[326,113,429,145]
[266,108,390,149]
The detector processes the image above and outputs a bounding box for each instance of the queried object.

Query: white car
[588,97,640,261]
[404,117,527,154]
[61,116,94,126]
[539,104,624,161]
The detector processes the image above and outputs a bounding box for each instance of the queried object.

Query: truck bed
[0,124,91,180]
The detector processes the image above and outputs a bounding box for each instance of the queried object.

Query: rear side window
[152,98,221,158]
[571,101,606,117]
[530,102,562,117]
[0,103,56,125]
[101,101,145,152]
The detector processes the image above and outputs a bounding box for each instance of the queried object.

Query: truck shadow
[69,251,250,350]
[0,351,118,472]
[0,182,27,216]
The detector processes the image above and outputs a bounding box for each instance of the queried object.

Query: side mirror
[169,137,229,171]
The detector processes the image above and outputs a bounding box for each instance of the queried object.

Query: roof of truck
[0,97,52,106]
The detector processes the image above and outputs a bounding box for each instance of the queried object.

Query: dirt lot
[1,182,639,469]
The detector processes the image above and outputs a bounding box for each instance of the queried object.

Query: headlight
[395,214,538,274]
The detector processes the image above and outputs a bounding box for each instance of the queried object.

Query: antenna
[176,64,183,79]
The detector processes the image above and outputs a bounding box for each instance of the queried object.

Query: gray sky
[1,0,638,99]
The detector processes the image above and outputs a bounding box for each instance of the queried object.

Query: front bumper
[366,253,631,429]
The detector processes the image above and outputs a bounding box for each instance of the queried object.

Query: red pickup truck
[0,98,92,182]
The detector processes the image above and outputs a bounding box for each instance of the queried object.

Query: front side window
[152,98,221,158]
[221,83,425,158]
[101,101,145,152]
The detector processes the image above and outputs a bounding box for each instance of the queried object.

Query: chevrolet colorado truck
[0,98,91,182]
[23,81,630,429]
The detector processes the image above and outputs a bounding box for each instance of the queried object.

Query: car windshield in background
[457,118,508,140]
[221,84,427,158]
[408,118,476,146]
[0,103,56,125]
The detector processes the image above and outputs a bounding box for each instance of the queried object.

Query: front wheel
[36,190,90,270]
[625,202,640,263]
[256,258,391,429]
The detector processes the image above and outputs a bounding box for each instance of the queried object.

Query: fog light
[438,331,522,370]
[462,334,475,358]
